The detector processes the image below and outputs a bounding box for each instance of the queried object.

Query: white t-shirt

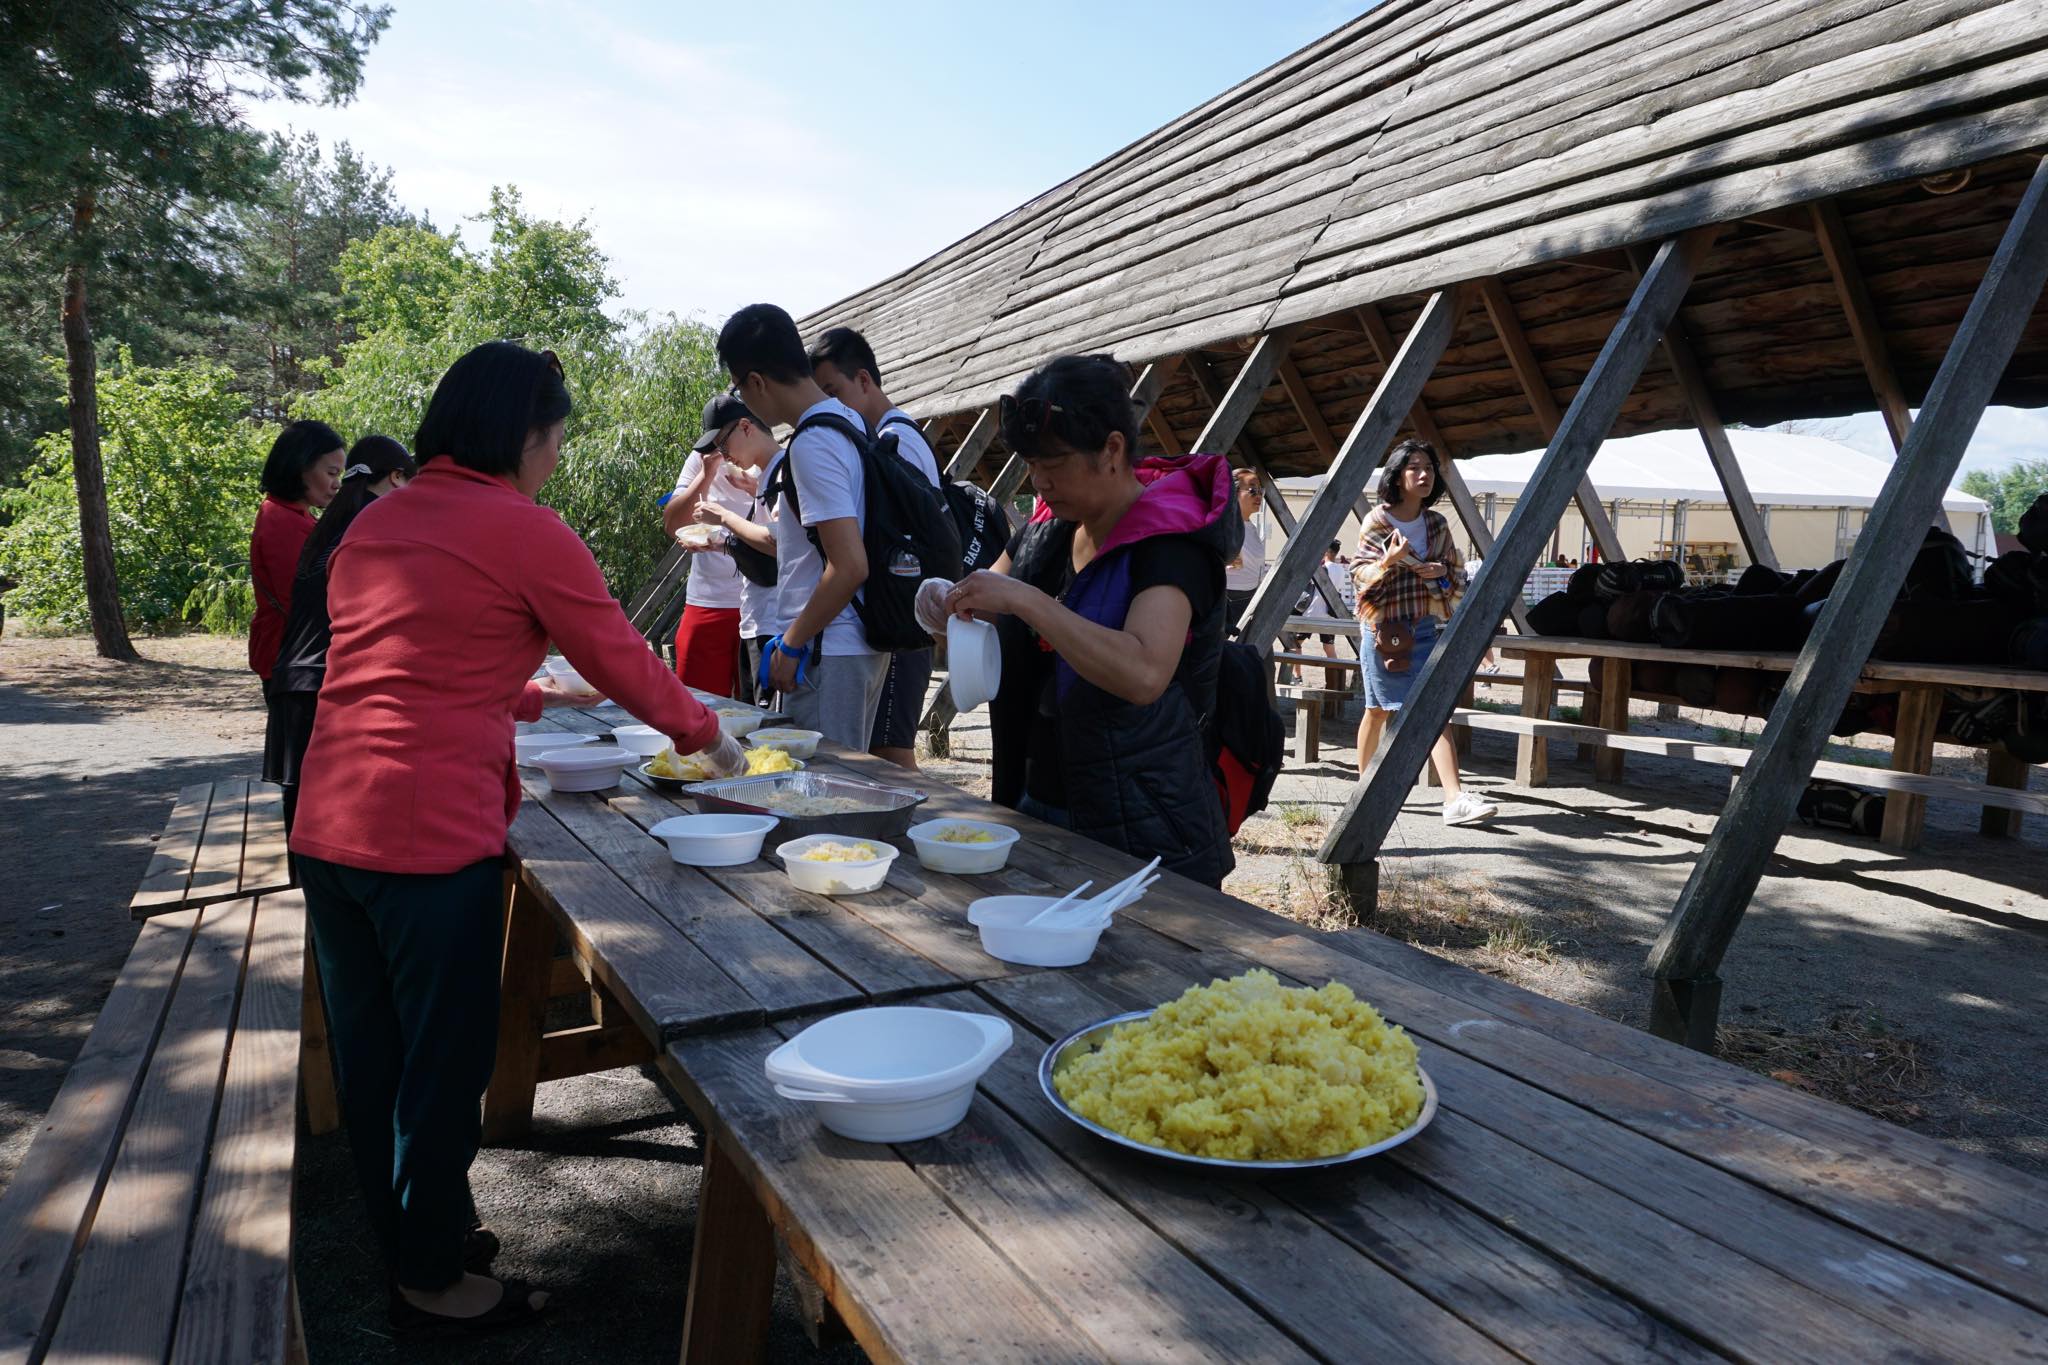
[1226,519,1266,593]
[1324,559,1355,614]
[874,408,942,488]
[1389,511,1430,557]
[741,451,783,638]
[773,396,873,657]
[672,450,753,611]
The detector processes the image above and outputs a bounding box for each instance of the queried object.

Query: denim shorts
[1364,616,1438,711]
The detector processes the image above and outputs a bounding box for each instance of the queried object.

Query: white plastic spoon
[1023,880,1094,928]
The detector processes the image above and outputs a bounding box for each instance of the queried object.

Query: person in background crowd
[1316,539,1353,690]
[1353,438,1498,827]
[924,353,1241,887]
[688,393,781,704]
[266,435,416,831]
[250,420,346,700]
[663,392,759,694]
[809,325,941,770]
[291,342,744,1337]
[1223,468,1265,630]
[718,304,885,749]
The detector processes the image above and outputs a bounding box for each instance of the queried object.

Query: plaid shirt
[1352,505,1466,628]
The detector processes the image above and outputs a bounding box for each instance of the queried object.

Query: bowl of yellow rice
[1040,969,1434,1170]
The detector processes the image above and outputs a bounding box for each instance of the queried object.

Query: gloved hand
[915,577,956,635]
[696,731,747,777]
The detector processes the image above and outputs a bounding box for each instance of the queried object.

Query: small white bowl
[905,819,1020,874]
[946,617,1001,712]
[516,732,594,767]
[765,1007,1012,1143]
[551,667,602,697]
[533,745,633,793]
[715,709,765,739]
[610,723,671,757]
[647,813,779,866]
[775,834,898,896]
[967,894,1107,967]
[745,727,823,760]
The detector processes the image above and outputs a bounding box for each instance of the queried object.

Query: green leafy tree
[0,1,388,658]
[0,350,271,631]
[1960,459,2048,536]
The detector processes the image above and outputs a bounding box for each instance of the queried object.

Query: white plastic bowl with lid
[765,1006,1013,1142]
[516,732,593,767]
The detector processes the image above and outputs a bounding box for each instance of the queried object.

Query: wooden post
[1595,658,1632,783]
[1648,160,2048,1047]
[1984,748,2030,837]
[942,407,999,481]
[1321,229,1721,877]
[299,952,340,1138]
[1880,686,1942,849]
[680,1138,777,1364]
[1516,660,1556,787]
[1478,275,1626,561]
[1239,289,1467,661]
[483,872,554,1143]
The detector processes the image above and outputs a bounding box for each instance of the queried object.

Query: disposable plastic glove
[695,731,747,777]
[915,577,956,635]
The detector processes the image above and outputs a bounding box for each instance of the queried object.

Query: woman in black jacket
[267,435,416,830]
[939,354,1242,886]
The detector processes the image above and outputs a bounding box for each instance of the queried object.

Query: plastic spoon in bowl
[1023,880,1093,927]
[1078,857,1160,915]
[1068,873,1162,928]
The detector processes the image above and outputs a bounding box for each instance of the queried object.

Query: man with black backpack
[809,325,943,770]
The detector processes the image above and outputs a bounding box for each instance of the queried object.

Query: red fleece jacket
[248,495,314,680]
[291,459,720,874]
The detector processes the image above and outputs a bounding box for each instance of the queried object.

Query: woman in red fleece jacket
[292,342,743,1335]
[248,419,346,687]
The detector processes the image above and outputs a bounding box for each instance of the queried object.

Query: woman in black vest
[943,354,1241,886]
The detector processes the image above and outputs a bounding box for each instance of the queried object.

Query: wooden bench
[1490,635,2046,848]
[0,885,311,1363]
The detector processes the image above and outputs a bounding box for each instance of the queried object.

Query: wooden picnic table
[491,706,2048,1364]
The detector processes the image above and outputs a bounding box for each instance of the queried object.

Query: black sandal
[464,1225,501,1273]
[388,1278,549,1337]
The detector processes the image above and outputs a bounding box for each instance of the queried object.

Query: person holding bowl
[290,342,744,1335]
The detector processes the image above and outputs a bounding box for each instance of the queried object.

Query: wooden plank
[1650,157,2048,1023]
[183,778,251,909]
[45,897,255,1363]
[1516,661,1556,787]
[483,872,551,1143]
[941,407,998,480]
[1594,656,1631,782]
[0,910,199,1363]
[1880,685,1943,848]
[299,952,339,1138]
[168,890,305,1365]
[1812,196,1915,450]
[237,781,293,897]
[1983,747,2030,836]
[128,784,213,918]
[660,1028,1105,1364]
[1241,288,1466,657]
[680,1138,778,1365]
[1324,228,1719,870]
[535,1021,656,1084]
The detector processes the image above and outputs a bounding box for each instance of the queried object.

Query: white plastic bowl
[610,723,671,757]
[745,727,823,761]
[946,616,1001,711]
[765,1007,1012,1142]
[516,732,594,767]
[905,819,1020,874]
[533,745,633,793]
[775,834,898,895]
[647,813,779,866]
[968,894,1107,967]
[550,666,601,697]
[715,709,765,739]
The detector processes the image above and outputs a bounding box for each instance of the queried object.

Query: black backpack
[876,414,1011,576]
[1208,641,1286,833]
[770,410,961,651]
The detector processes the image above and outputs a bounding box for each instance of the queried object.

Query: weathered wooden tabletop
[498,706,2048,1364]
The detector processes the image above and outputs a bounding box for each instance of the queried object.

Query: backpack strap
[774,410,874,558]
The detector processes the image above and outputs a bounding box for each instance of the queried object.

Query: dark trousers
[300,853,505,1291]
[1225,588,1255,634]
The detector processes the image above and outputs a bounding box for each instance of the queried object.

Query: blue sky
[248,0,2039,480]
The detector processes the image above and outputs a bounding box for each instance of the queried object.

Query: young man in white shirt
[1224,468,1266,632]
[663,392,758,695]
[717,303,886,750]
[809,325,940,770]
[677,392,780,700]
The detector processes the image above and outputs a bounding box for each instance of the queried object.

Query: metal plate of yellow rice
[1039,970,1437,1170]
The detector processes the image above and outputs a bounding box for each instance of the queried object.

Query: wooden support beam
[1145,407,1185,456]
[1811,198,1914,451]
[1322,229,1721,882]
[1649,163,2048,1047]
[942,407,999,481]
[1240,287,1467,661]
[1478,276,1626,561]
[1625,245,1780,572]
[1741,207,1816,235]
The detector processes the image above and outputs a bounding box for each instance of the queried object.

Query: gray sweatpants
[779,651,890,753]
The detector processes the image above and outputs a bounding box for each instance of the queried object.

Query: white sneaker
[1442,793,1498,827]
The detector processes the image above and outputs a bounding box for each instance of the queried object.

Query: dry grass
[1275,802,1327,831]
[1718,1011,1938,1127]
[1272,857,1357,931]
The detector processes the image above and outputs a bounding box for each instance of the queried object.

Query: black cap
[694,392,755,452]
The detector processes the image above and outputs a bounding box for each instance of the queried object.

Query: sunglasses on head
[999,394,1065,444]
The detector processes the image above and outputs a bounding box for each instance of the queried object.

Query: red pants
[674,605,740,696]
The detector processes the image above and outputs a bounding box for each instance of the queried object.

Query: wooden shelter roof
[796,0,2048,481]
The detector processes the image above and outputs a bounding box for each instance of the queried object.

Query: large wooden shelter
[794,0,2048,1045]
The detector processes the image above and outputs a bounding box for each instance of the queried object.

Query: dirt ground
[3,630,2045,1363]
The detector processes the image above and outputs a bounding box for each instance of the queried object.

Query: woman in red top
[249,420,346,682]
[292,342,744,1335]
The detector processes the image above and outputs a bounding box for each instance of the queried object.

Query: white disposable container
[533,745,633,793]
[905,819,1020,875]
[647,813,779,866]
[610,723,670,757]
[946,616,1001,711]
[549,665,601,697]
[746,727,823,761]
[516,732,593,767]
[968,894,1108,968]
[775,834,898,895]
[765,1007,1013,1143]
[715,709,765,739]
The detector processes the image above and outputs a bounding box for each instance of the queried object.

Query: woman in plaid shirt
[1353,440,1498,826]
